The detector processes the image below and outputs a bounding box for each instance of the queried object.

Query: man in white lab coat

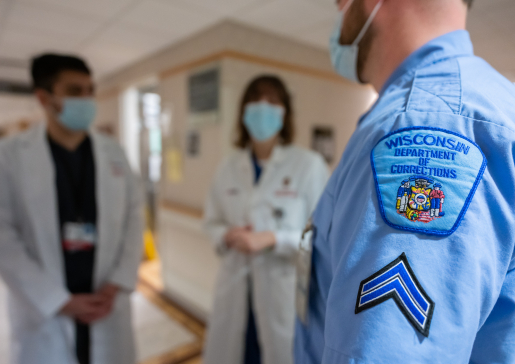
[0,54,143,364]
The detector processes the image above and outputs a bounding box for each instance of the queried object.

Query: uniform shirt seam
[457,58,463,115]
[325,345,363,362]
[404,56,468,115]
[405,72,416,112]
[399,110,515,135]
[464,116,515,134]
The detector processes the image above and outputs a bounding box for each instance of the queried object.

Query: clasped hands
[224,226,276,254]
[60,283,120,324]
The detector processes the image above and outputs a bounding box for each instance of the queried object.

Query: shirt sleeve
[469,262,515,364]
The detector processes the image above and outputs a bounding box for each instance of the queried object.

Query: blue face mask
[329,0,383,83]
[243,101,285,142]
[57,97,97,131]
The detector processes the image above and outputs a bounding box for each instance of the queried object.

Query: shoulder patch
[371,127,487,236]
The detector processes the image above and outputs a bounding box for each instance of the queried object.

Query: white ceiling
[0,0,514,83]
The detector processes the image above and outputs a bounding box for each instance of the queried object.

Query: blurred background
[0,0,514,363]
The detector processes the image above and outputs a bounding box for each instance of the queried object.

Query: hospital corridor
[0,0,515,363]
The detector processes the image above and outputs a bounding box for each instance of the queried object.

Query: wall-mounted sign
[188,67,220,126]
[166,148,183,183]
[312,126,335,164]
[186,130,201,157]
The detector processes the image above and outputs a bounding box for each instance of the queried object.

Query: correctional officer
[294,0,515,363]
[0,54,143,364]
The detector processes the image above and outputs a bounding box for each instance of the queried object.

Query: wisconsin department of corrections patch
[371,127,487,236]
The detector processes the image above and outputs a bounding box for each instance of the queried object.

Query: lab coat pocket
[269,196,307,231]
[102,173,126,230]
[223,188,247,226]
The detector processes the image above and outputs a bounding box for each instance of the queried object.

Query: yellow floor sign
[144,229,158,261]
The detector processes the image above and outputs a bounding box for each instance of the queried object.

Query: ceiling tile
[0,28,77,60]
[467,0,515,77]
[232,0,335,36]
[0,66,30,83]
[481,4,515,35]
[469,0,510,12]
[0,0,512,82]
[296,13,339,49]
[305,0,338,12]
[80,24,173,77]
[3,2,102,42]
[165,0,270,16]
[120,0,217,37]
[16,0,135,22]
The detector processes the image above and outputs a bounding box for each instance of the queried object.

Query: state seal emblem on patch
[397,176,445,223]
[371,127,487,236]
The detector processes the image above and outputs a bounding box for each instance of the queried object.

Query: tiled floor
[183,357,202,364]
[0,281,9,363]
[133,290,196,362]
[0,262,205,364]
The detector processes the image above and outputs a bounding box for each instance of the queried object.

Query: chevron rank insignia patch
[355,253,435,337]
[371,127,487,236]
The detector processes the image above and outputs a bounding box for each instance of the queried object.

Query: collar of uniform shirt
[379,30,474,97]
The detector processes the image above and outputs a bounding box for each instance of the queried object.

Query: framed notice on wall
[186,130,201,157]
[188,67,220,126]
[312,126,335,164]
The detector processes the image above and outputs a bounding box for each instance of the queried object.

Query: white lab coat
[0,125,143,364]
[203,145,329,364]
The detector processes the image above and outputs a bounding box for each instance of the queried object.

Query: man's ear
[34,88,51,109]
[35,89,46,105]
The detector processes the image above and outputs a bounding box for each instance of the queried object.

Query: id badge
[296,220,314,325]
[62,222,97,252]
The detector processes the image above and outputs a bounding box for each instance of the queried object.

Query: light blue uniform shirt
[294,30,515,363]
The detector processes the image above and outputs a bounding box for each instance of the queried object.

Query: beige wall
[95,94,120,138]
[0,94,44,129]
[158,67,226,210]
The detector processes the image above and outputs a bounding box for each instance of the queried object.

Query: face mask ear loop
[333,0,357,42]
[352,0,384,46]
[341,0,356,14]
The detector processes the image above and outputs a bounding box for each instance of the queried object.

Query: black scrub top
[48,135,97,293]
[48,135,97,364]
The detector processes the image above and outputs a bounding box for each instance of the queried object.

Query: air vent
[0,80,32,95]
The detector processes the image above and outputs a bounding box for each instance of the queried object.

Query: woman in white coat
[203,75,330,364]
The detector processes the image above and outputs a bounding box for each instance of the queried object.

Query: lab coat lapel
[255,145,285,190]
[19,125,64,283]
[90,133,124,288]
[237,149,255,191]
